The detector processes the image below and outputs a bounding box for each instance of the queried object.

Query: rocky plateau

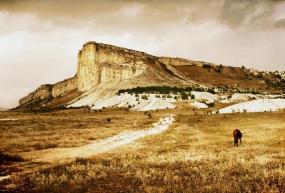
[17,41,285,110]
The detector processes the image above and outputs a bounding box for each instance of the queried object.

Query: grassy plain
[1,107,284,192]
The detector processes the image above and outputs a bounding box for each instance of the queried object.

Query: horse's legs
[234,137,238,146]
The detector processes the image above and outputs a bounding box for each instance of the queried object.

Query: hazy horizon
[1,0,285,108]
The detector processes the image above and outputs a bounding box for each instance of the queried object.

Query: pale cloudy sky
[0,0,285,108]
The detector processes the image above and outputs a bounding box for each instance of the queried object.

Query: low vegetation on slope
[118,86,216,95]
[172,64,285,94]
[8,110,285,193]
[118,85,269,97]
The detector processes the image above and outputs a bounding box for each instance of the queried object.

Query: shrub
[118,86,198,95]
[215,68,222,74]
[141,95,148,100]
[207,88,216,94]
[256,74,263,79]
[181,93,188,100]
[87,137,96,140]
[208,103,215,107]
[144,112,152,118]
[202,64,212,68]
[0,152,24,163]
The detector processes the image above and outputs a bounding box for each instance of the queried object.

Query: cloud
[0,0,284,108]
[220,0,273,29]
[0,0,284,30]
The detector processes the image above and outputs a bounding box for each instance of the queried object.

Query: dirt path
[26,115,175,163]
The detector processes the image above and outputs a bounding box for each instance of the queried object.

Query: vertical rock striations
[51,77,78,98]
[18,41,151,108]
[77,42,147,91]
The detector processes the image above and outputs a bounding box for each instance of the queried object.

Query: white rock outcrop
[218,99,285,114]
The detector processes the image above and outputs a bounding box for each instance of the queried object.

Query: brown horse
[233,129,242,146]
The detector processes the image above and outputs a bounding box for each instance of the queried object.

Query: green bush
[0,152,24,163]
[141,95,148,100]
[202,64,212,68]
[208,103,215,107]
[118,86,197,95]
[181,93,189,100]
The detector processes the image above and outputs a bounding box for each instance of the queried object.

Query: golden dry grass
[3,109,284,193]
[0,108,158,154]
[0,108,159,189]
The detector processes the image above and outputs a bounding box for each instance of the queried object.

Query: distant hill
[0,107,8,111]
[160,57,285,93]
[17,41,285,110]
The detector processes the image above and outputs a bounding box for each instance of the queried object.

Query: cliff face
[18,42,155,108]
[77,42,148,91]
[19,77,78,107]
[19,84,53,106]
[52,77,78,98]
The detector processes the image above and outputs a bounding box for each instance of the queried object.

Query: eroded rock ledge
[19,77,78,106]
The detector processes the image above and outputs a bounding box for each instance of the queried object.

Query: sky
[0,0,285,108]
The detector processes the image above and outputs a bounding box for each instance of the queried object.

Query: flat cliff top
[82,41,155,58]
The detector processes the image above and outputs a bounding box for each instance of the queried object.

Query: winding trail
[33,115,175,163]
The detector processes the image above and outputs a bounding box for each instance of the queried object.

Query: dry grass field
[0,109,157,153]
[1,107,285,193]
[0,108,158,190]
